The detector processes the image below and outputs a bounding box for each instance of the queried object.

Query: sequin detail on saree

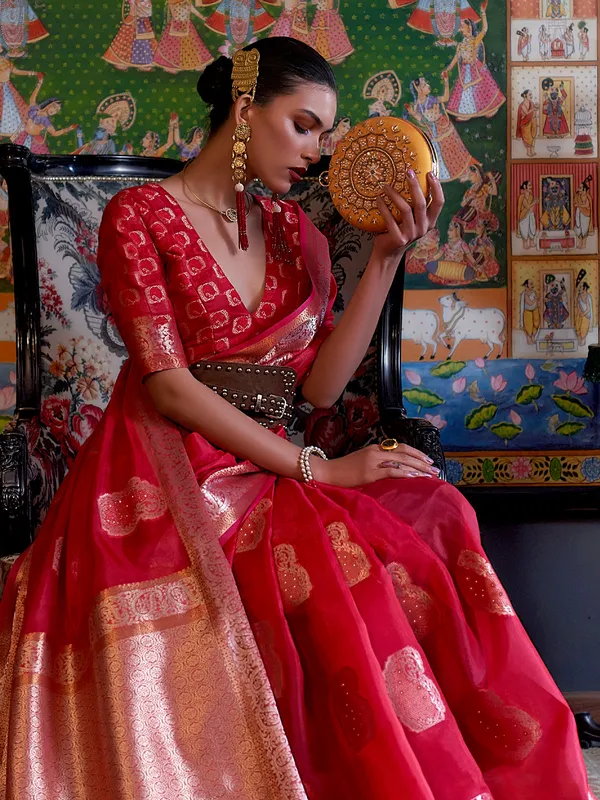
[386,562,440,641]
[456,550,515,616]
[331,666,376,752]
[97,477,168,536]
[274,544,312,610]
[465,689,542,765]
[237,498,272,553]
[383,646,446,733]
[326,522,371,587]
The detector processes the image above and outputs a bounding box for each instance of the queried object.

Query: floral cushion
[25,177,380,534]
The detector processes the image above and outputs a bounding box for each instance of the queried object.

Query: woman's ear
[234,95,254,126]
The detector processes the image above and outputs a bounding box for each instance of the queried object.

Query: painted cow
[0,301,14,341]
[439,293,506,359]
[401,309,440,360]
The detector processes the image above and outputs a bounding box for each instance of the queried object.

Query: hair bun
[197,56,233,106]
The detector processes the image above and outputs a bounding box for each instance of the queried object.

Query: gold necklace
[182,161,247,223]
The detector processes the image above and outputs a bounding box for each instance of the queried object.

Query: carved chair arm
[379,411,446,479]
[0,416,33,557]
[377,254,446,479]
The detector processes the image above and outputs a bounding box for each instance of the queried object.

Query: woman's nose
[303,146,321,165]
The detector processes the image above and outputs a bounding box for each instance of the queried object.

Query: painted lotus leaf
[515,384,543,405]
[555,421,586,436]
[403,388,444,409]
[490,422,522,441]
[0,416,11,434]
[430,361,467,379]
[465,403,498,430]
[550,457,562,480]
[551,394,594,419]
[482,458,495,483]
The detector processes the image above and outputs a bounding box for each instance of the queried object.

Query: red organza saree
[0,185,592,799]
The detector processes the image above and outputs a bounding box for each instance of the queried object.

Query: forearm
[303,253,400,407]
[146,368,305,478]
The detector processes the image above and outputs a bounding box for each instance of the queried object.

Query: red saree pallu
[0,184,593,799]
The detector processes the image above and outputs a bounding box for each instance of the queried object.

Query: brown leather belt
[189,361,297,429]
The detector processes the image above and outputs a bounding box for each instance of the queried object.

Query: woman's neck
[182,127,258,209]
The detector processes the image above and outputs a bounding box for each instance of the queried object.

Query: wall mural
[0,0,597,487]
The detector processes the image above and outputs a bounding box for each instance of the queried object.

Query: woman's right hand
[311,443,440,488]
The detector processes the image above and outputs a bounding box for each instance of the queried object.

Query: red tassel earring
[271,193,290,259]
[235,182,248,251]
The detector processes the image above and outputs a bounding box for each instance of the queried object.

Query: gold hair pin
[231,49,260,102]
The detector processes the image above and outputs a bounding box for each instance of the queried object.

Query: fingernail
[425,456,434,464]
[430,467,441,474]
[429,171,438,181]
[407,169,416,179]
[409,471,429,478]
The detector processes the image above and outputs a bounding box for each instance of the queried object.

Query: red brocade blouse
[98,183,315,377]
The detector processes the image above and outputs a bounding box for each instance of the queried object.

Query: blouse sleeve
[97,189,189,378]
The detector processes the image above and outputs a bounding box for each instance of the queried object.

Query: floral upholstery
[22,178,133,532]
[19,176,381,536]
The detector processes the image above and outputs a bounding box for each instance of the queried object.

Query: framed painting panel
[511,65,598,158]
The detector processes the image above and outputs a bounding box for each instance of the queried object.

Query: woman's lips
[288,169,303,183]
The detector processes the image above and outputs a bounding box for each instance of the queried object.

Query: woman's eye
[294,123,309,135]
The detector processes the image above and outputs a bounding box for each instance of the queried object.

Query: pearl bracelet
[299,446,328,485]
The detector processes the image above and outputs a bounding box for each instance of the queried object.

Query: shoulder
[101,183,176,230]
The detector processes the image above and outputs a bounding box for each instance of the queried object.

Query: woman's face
[245,83,337,195]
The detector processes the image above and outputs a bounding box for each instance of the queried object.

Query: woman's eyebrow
[298,108,335,134]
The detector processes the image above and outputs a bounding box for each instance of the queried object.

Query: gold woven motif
[327,116,438,232]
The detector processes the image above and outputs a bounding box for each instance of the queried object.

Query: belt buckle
[255,393,288,420]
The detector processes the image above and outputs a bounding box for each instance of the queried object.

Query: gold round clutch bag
[326,116,438,233]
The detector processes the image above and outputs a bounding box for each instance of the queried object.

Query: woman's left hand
[373,170,445,266]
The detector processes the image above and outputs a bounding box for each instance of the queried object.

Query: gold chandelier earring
[231,121,251,250]
[231,49,260,251]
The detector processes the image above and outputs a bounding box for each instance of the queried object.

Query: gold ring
[379,438,399,452]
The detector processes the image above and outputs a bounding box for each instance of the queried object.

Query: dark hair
[39,97,61,110]
[185,125,204,145]
[197,37,337,135]
[520,179,530,189]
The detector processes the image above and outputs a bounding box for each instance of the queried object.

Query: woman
[0,0,48,58]
[10,72,78,154]
[319,114,351,155]
[0,37,592,800]
[574,175,594,248]
[425,219,478,285]
[0,57,36,138]
[102,0,158,71]
[310,0,354,65]
[406,74,477,182]
[470,220,499,280]
[516,179,538,249]
[269,0,313,45]
[444,1,505,122]
[153,0,213,73]
[516,89,538,156]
